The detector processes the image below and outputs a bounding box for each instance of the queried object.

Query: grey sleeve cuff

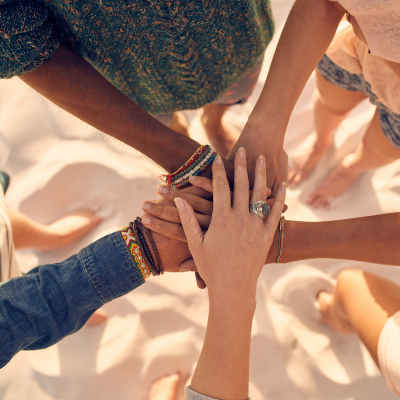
[185,386,250,400]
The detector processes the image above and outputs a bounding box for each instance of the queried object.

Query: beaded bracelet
[120,226,152,279]
[160,145,217,189]
[276,216,285,264]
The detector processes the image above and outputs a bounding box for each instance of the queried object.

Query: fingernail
[238,147,246,158]
[258,155,266,167]
[215,155,223,164]
[180,266,191,272]
[174,197,184,211]
[159,187,168,195]
[142,202,151,211]
[189,175,197,182]
[142,217,151,225]
[281,182,287,194]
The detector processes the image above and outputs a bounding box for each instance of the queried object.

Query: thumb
[179,258,197,272]
[174,197,203,249]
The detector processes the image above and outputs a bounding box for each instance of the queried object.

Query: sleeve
[0,231,145,368]
[0,0,60,79]
[185,387,250,400]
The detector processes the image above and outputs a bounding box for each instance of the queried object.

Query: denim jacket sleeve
[0,231,145,368]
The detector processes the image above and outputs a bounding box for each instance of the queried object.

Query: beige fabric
[0,188,20,282]
[326,25,400,114]
[329,0,400,63]
[378,310,400,395]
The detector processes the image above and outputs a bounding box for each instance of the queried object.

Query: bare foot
[43,210,102,250]
[201,106,238,158]
[317,292,354,335]
[170,112,190,137]
[10,209,102,251]
[307,153,361,209]
[85,309,108,328]
[148,372,182,400]
[289,131,333,188]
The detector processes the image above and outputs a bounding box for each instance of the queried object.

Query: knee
[336,269,365,296]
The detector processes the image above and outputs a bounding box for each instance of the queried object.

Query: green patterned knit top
[0,0,274,115]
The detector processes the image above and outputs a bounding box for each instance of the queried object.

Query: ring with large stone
[249,201,270,219]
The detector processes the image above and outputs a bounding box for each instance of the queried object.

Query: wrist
[245,112,286,149]
[209,291,257,314]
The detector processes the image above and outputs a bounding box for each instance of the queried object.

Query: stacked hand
[141,149,286,288]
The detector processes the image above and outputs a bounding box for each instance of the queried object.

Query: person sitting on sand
[317,269,400,396]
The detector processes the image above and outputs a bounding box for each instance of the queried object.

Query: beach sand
[1,1,400,399]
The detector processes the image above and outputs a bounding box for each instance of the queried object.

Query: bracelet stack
[120,225,152,279]
[160,145,217,189]
[276,216,285,264]
[131,217,164,276]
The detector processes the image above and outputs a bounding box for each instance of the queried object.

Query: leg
[308,108,400,208]
[318,269,400,366]
[289,69,367,188]
[201,104,238,158]
[148,372,183,400]
[9,209,102,251]
[169,112,190,137]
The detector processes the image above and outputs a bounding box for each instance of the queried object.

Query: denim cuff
[79,231,145,303]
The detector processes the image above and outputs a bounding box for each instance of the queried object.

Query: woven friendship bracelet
[134,217,164,275]
[160,145,217,189]
[120,226,152,279]
[276,216,286,264]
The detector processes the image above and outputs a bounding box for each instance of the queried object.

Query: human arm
[19,44,234,182]
[0,231,143,368]
[228,0,345,195]
[0,226,194,368]
[175,150,286,399]
[142,176,400,267]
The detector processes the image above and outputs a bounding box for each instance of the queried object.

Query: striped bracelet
[120,226,152,279]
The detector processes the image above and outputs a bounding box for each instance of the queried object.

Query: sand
[1,1,400,399]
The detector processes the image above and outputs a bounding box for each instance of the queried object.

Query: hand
[142,177,276,239]
[174,148,286,301]
[228,123,289,197]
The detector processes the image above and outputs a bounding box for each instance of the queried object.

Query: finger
[142,215,187,241]
[250,155,268,204]
[174,197,204,248]
[180,182,213,199]
[195,272,207,289]
[179,258,198,272]
[189,175,214,194]
[212,155,231,215]
[264,182,287,235]
[233,147,250,212]
[158,186,213,215]
[142,202,181,224]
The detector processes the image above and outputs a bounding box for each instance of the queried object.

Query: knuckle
[172,224,182,238]
[180,215,192,226]
[153,205,163,217]
[235,179,249,192]
[216,213,230,227]
[155,219,163,230]
[253,187,268,200]
[215,177,229,190]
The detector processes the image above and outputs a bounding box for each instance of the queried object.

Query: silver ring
[249,201,270,219]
